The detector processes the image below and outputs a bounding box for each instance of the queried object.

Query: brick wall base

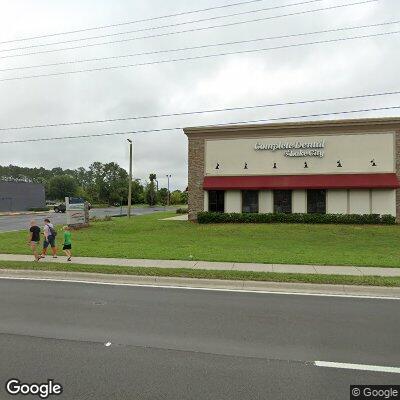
[396,131,400,223]
[188,138,205,221]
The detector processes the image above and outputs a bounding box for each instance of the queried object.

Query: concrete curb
[0,269,399,299]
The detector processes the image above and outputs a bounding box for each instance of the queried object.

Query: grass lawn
[1,261,400,287]
[1,212,400,268]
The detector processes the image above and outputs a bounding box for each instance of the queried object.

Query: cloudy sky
[0,0,399,190]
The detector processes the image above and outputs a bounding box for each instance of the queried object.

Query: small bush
[176,208,188,214]
[90,215,112,223]
[197,212,396,225]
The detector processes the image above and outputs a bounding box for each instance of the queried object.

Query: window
[307,190,326,214]
[274,190,292,214]
[242,190,259,213]
[208,190,225,213]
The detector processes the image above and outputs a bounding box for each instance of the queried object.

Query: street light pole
[127,139,133,219]
[166,174,171,206]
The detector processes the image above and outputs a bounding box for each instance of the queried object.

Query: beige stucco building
[184,117,400,221]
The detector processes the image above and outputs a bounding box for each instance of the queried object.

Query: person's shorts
[43,235,56,249]
[63,244,72,250]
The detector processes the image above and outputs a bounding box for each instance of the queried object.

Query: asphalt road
[0,279,398,399]
[0,206,173,232]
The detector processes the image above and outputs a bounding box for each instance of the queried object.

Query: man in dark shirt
[28,220,41,261]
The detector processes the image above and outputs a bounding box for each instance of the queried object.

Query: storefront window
[307,190,326,214]
[242,190,259,213]
[274,190,292,214]
[208,190,225,213]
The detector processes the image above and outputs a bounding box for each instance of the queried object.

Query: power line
[0,0,271,45]
[1,89,400,132]
[1,20,397,73]
[0,0,376,57]
[0,0,322,44]
[0,0,270,44]
[1,29,398,83]
[1,105,399,144]
[0,0,328,53]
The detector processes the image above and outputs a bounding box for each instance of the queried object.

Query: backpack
[47,224,57,237]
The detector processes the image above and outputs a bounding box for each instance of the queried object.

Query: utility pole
[166,174,171,206]
[127,139,133,219]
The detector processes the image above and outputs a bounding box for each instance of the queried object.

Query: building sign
[66,197,88,227]
[254,140,325,158]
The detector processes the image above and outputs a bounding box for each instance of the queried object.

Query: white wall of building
[203,191,208,212]
[372,189,396,216]
[205,189,397,215]
[292,190,307,213]
[259,190,273,213]
[349,190,371,214]
[225,190,241,213]
[327,190,348,214]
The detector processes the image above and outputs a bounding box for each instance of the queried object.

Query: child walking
[62,226,72,261]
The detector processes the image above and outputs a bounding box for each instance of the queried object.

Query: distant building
[0,181,45,211]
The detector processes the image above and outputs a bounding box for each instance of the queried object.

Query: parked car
[54,202,91,213]
[54,203,66,213]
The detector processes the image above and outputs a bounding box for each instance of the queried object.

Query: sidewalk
[1,254,400,277]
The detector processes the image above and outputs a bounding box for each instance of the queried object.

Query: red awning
[203,173,400,190]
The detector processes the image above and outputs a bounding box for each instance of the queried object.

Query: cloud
[0,0,399,191]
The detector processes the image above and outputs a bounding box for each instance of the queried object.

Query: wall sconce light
[371,159,377,167]
[215,163,220,170]
[304,162,308,169]
[273,163,277,169]
[244,163,248,170]
[337,160,342,168]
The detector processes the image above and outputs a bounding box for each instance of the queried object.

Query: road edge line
[0,269,399,299]
[314,361,400,374]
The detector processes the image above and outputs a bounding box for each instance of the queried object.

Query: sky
[0,0,399,190]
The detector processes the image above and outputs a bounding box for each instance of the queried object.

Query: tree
[157,188,169,206]
[48,175,78,200]
[100,162,129,205]
[145,181,157,206]
[131,179,145,204]
[170,190,184,205]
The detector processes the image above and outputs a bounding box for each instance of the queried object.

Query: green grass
[2,212,400,268]
[1,260,399,287]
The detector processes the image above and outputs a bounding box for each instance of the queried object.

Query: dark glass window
[307,190,326,214]
[242,191,259,213]
[274,190,292,214]
[208,190,225,213]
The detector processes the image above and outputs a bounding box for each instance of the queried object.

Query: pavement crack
[0,331,311,366]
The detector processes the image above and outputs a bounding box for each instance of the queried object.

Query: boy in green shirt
[62,226,72,262]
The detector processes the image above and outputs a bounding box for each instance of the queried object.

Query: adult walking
[27,220,41,261]
[40,218,58,259]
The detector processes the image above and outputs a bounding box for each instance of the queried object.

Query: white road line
[0,276,399,300]
[314,361,400,374]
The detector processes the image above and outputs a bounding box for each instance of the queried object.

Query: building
[0,181,45,212]
[184,117,400,221]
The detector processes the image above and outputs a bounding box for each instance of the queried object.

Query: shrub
[176,208,188,214]
[197,212,396,225]
[90,215,112,223]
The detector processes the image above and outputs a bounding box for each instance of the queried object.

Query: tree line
[0,163,187,206]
